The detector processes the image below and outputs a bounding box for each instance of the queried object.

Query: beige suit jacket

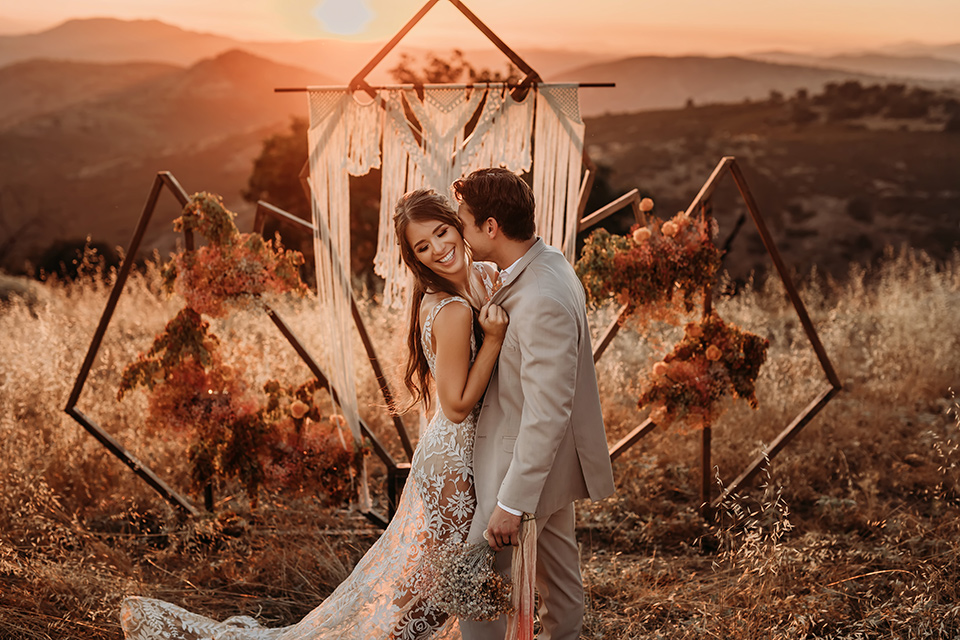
[473,239,615,519]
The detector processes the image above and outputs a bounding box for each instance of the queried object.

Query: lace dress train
[122,295,482,640]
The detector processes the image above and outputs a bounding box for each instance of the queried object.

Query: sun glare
[312,0,374,36]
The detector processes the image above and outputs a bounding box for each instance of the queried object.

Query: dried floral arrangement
[575,202,723,329]
[258,379,365,505]
[575,199,767,430]
[640,313,769,430]
[118,192,364,507]
[160,192,308,317]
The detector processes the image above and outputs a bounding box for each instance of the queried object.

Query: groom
[453,168,616,640]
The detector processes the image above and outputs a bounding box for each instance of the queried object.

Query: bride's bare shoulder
[419,292,469,327]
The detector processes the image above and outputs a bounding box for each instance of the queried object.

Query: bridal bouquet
[420,516,537,640]
[420,541,513,621]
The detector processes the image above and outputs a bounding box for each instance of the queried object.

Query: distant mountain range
[558,56,888,117]
[747,50,960,83]
[0,17,613,84]
[0,18,956,274]
[2,19,957,121]
[0,18,247,67]
[5,17,960,88]
[874,41,960,62]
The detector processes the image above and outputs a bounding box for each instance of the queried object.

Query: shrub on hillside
[34,237,120,281]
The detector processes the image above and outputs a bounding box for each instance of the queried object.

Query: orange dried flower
[290,400,309,419]
[632,227,652,243]
[706,345,722,361]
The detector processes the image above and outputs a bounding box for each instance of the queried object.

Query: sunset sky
[1,0,957,56]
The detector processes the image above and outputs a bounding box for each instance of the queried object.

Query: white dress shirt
[495,245,535,517]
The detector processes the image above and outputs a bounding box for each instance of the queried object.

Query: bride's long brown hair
[393,188,475,412]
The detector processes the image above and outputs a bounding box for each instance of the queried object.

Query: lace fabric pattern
[121,294,486,640]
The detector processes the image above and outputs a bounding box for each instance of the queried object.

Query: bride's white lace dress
[122,291,489,640]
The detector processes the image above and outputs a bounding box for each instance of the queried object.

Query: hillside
[749,51,960,83]
[0,18,245,67]
[0,50,333,272]
[559,55,885,116]
[877,40,960,61]
[0,59,181,130]
[583,93,960,281]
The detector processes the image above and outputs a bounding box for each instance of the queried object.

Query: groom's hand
[485,506,521,551]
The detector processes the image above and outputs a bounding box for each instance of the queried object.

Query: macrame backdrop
[374,86,537,307]
[306,89,382,510]
[532,84,586,262]
[305,82,584,466]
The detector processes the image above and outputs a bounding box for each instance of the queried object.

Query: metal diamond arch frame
[64,172,416,524]
[64,172,199,515]
[63,0,833,521]
[582,156,842,512]
[345,0,542,100]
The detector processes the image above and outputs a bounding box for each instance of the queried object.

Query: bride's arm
[431,301,507,423]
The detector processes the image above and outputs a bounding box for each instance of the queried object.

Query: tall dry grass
[1,246,958,639]
[581,246,960,638]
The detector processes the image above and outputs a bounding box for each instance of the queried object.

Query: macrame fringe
[375,86,537,308]
[462,89,534,175]
[532,85,586,262]
[505,515,537,640]
[306,90,382,511]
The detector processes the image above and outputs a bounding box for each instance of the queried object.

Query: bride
[121,189,507,640]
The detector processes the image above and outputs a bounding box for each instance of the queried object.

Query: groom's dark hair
[453,168,536,241]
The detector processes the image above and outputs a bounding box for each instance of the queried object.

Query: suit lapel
[490,238,546,305]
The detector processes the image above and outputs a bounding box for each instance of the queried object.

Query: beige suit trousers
[460,502,582,640]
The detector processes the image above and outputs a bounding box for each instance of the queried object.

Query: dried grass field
[1,247,959,639]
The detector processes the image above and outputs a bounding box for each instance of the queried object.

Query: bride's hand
[479,302,508,343]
